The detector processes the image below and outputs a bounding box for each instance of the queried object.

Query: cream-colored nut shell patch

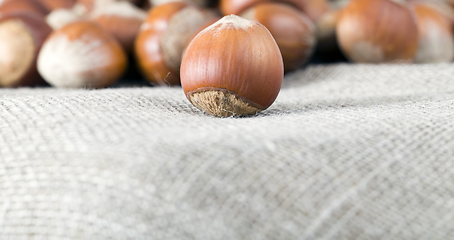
[37,35,115,88]
[0,20,35,86]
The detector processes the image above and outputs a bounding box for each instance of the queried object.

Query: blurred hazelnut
[37,21,128,88]
[241,2,316,72]
[220,0,330,22]
[90,1,147,53]
[134,1,211,85]
[0,13,52,87]
[336,0,419,63]
[411,1,454,63]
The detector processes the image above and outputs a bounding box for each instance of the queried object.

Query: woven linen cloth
[1,63,454,240]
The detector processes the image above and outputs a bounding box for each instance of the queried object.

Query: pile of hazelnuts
[0,0,453,117]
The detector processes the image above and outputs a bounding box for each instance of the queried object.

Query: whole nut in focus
[241,2,316,72]
[0,13,52,87]
[90,1,147,53]
[336,0,419,63]
[411,1,454,63]
[134,1,212,86]
[37,20,127,88]
[180,15,284,117]
[220,0,330,22]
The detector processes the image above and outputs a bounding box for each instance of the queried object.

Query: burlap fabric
[1,64,453,239]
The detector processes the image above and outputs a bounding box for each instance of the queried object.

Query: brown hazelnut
[0,13,52,87]
[220,0,330,22]
[241,2,316,72]
[37,20,128,88]
[411,1,454,63]
[134,1,211,86]
[180,15,284,117]
[90,1,146,53]
[336,0,419,63]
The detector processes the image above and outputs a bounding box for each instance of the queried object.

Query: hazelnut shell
[412,2,454,63]
[90,1,147,53]
[220,0,330,22]
[0,13,52,87]
[37,20,128,88]
[241,2,316,72]
[135,1,210,86]
[336,0,419,63]
[134,1,188,86]
[180,15,284,117]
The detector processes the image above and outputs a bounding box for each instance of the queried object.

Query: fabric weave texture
[0,64,453,239]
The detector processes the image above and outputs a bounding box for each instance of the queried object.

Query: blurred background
[0,0,453,88]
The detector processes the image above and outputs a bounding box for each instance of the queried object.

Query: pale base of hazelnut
[0,20,35,87]
[38,34,124,88]
[161,6,208,73]
[187,88,264,117]
[414,21,454,63]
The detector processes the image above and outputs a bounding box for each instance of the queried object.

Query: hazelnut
[0,13,52,87]
[0,0,49,17]
[89,1,147,53]
[134,1,212,86]
[180,15,284,117]
[220,0,330,22]
[241,2,316,72]
[37,20,128,88]
[336,0,419,63]
[411,1,454,63]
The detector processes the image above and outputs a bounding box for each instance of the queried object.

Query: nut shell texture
[181,15,284,117]
[37,21,127,88]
